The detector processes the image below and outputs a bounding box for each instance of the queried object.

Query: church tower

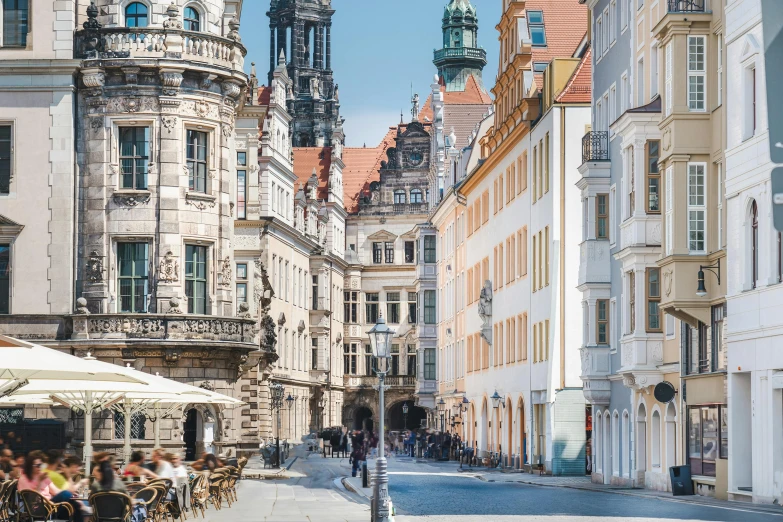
[267,0,344,148]
[433,0,487,92]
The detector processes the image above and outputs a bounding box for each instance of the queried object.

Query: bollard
[362,461,369,488]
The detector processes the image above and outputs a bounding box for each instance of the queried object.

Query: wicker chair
[18,490,73,522]
[131,487,159,522]
[188,474,209,519]
[224,467,240,503]
[147,484,172,522]
[1,480,18,522]
[206,471,229,510]
[90,491,132,522]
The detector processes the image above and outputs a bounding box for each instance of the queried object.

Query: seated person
[123,451,158,481]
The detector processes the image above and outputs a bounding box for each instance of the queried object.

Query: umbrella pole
[123,400,132,465]
[154,405,161,448]
[84,391,93,469]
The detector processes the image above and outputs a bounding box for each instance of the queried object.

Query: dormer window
[125,2,149,28]
[184,6,200,32]
[527,10,546,47]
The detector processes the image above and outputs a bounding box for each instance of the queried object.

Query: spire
[278,48,286,67]
[434,0,486,92]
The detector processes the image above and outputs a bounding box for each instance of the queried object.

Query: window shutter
[665,43,673,116]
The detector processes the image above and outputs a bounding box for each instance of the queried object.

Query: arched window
[394,190,406,204]
[410,188,423,204]
[651,410,661,468]
[125,2,148,28]
[751,200,758,289]
[184,6,200,31]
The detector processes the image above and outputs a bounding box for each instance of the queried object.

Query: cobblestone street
[201,447,783,522]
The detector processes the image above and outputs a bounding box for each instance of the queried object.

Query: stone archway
[387,401,427,431]
[353,407,374,431]
[182,404,220,460]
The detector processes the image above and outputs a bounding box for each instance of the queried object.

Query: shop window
[688,405,726,477]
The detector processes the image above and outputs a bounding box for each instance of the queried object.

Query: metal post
[153,405,161,448]
[276,408,281,469]
[373,371,393,522]
[83,391,93,469]
[123,400,132,465]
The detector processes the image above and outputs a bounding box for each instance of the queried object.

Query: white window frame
[622,0,629,30]
[717,33,723,107]
[665,166,673,255]
[610,184,617,247]
[603,7,610,54]
[610,0,617,44]
[650,43,659,98]
[637,55,645,106]
[717,163,724,249]
[610,297,617,353]
[665,43,673,116]
[596,15,603,60]
[687,163,707,254]
[621,72,629,114]
[687,35,706,112]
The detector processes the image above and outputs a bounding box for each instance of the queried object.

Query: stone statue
[411,93,420,121]
[310,77,321,100]
[478,280,492,328]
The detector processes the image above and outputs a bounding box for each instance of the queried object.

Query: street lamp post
[286,393,295,441]
[437,397,446,432]
[368,314,395,522]
[455,396,470,470]
[490,390,505,469]
[402,402,409,430]
[269,382,285,469]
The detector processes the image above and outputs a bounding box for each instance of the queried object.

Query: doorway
[184,409,198,460]
[353,407,374,431]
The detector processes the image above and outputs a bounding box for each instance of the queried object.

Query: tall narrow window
[407,345,417,376]
[185,245,207,314]
[597,299,609,344]
[424,290,436,324]
[544,226,549,287]
[687,36,706,111]
[407,292,417,323]
[424,236,436,263]
[596,194,609,239]
[117,243,149,313]
[237,152,247,219]
[688,164,706,253]
[125,2,148,28]
[365,293,379,324]
[384,242,394,264]
[386,292,400,324]
[637,57,645,106]
[119,127,149,190]
[236,263,248,305]
[751,200,759,289]
[665,43,673,116]
[0,244,9,314]
[410,189,423,204]
[183,6,200,31]
[646,141,660,213]
[751,67,757,135]
[717,34,723,106]
[666,166,674,255]
[717,164,724,248]
[0,125,11,194]
[404,241,415,263]
[629,271,636,333]
[394,190,406,204]
[647,268,662,332]
[372,242,382,264]
[424,348,436,380]
[186,130,208,193]
[778,231,782,283]
[544,133,550,194]
[2,0,29,47]
[311,275,318,310]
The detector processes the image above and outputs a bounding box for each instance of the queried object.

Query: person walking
[349,431,366,477]
[443,432,452,460]
[407,430,417,458]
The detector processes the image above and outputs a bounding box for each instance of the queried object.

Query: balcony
[75,27,246,71]
[343,375,416,388]
[580,346,611,406]
[578,240,611,288]
[581,131,609,164]
[618,336,665,391]
[433,47,488,64]
[667,0,706,12]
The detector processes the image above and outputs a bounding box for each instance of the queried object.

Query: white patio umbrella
[0,335,147,397]
[6,365,242,464]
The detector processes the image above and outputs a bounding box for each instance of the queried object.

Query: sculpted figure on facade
[478,280,493,345]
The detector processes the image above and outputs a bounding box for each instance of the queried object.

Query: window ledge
[112,189,151,207]
[692,475,716,485]
[185,191,217,210]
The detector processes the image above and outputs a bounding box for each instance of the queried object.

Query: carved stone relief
[112,192,151,207]
[220,257,232,287]
[86,251,105,283]
[158,251,179,283]
[162,116,177,134]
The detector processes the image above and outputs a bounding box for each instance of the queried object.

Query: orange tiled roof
[341,127,398,214]
[258,86,272,106]
[527,0,587,65]
[293,147,331,201]
[443,74,492,105]
[555,46,592,103]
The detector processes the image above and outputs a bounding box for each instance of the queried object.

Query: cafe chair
[0,480,19,522]
[131,487,159,522]
[19,490,73,522]
[188,474,209,519]
[90,491,132,522]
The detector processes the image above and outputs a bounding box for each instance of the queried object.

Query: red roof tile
[443,74,492,105]
[555,46,592,103]
[258,86,272,106]
[293,147,331,201]
[341,127,398,214]
[527,0,587,65]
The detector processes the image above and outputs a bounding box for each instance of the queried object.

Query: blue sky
[240,0,500,147]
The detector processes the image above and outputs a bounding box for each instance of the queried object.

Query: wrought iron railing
[667,0,706,12]
[582,131,609,163]
[433,47,487,62]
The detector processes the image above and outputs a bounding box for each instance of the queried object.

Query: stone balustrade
[343,375,416,388]
[71,313,258,343]
[76,28,246,71]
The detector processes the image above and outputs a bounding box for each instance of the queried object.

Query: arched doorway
[353,407,374,431]
[183,407,216,460]
[468,403,476,446]
[506,398,512,466]
[387,401,426,430]
[517,397,526,467]
[479,398,488,452]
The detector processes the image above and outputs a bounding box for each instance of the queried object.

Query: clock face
[409,151,423,166]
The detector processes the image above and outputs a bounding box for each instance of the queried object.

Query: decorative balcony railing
[344,375,416,388]
[582,131,609,163]
[433,47,488,63]
[667,0,706,12]
[71,313,258,343]
[392,203,429,215]
[75,27,246,70]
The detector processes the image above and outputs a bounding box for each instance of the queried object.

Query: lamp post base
[372,456,394,522]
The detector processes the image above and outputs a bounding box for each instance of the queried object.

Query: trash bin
[669,465,694,496]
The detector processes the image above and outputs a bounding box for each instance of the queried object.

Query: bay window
[688,163,706,253]
[687,36,706,111]
[646,268,661,332]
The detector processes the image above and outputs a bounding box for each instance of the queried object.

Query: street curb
[341,477,370,499]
